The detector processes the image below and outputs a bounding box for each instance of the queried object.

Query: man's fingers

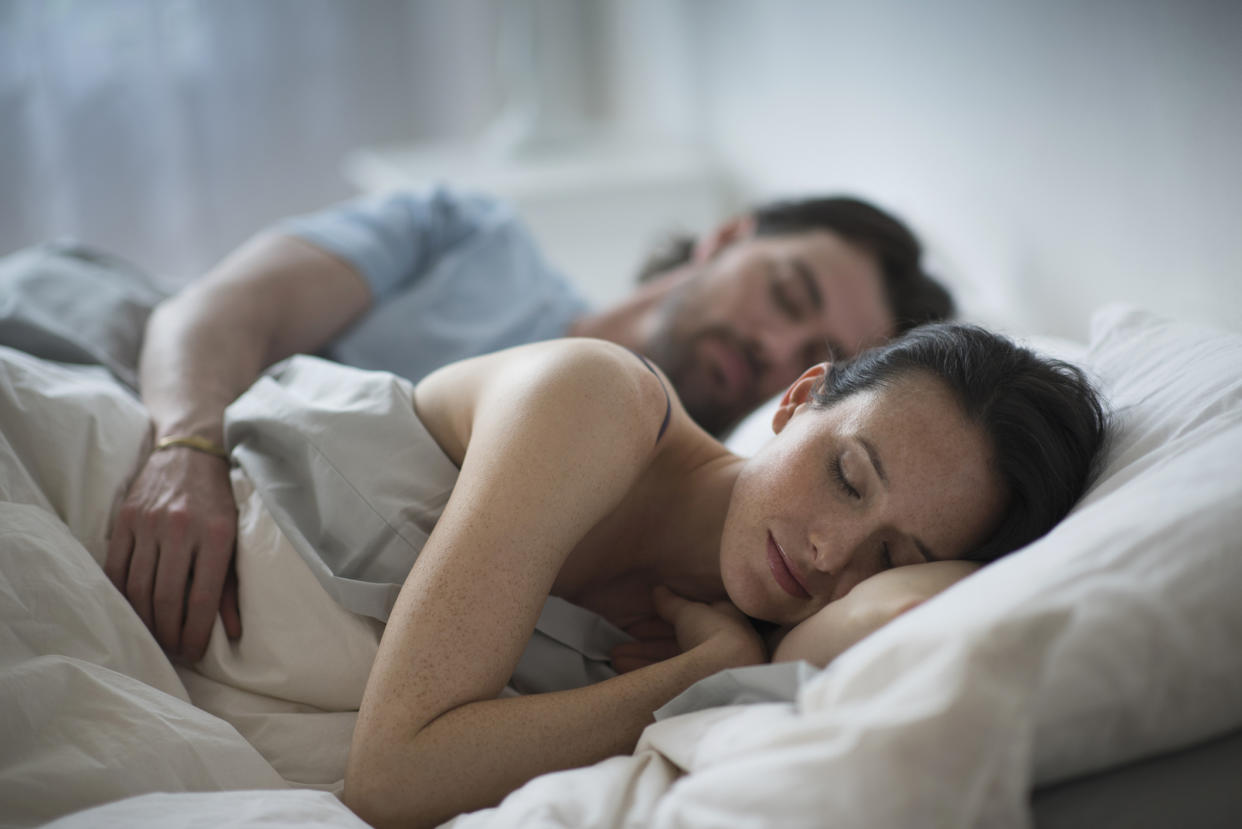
[220,565,242,640]
[151,539,193,653]
[103,514,135,593]
[178,539,234,662]
[125,533,158,632]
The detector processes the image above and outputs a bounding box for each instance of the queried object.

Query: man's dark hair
[637,196,954,333]
[812,322,1108,563]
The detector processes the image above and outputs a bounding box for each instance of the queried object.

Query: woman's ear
[772,363,830,434]
[692,214,757,263]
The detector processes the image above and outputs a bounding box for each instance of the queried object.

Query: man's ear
[771,363,829,434]
[692,214,757,263]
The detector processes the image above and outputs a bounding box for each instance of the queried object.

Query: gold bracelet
[154,434,229,459]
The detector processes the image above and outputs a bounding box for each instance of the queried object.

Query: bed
[1,245,1241,828]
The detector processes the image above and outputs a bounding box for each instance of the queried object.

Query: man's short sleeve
[277,185,511,301]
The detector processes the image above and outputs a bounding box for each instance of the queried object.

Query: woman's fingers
[610,640,682,673]
[651,584,689,622]
[624,617,675,641]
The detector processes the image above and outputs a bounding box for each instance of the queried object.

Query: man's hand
[105,446,241,661]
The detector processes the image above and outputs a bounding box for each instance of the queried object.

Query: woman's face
[720,368,1006,625]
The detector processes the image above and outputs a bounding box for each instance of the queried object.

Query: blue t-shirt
[279,185,591,383]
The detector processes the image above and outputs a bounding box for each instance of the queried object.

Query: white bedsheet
[4,303,1242,829]
[0,350,293,828]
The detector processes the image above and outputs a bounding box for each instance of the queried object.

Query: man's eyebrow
[793,259,823,311]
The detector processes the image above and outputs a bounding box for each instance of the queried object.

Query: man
[108,185,952,661]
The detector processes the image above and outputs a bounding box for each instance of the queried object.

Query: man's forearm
[139,291,271,443]
[138,233,372,442]
[114,233,373,657]
[346,638,745,829]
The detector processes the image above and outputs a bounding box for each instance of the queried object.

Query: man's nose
[755,326,818,392]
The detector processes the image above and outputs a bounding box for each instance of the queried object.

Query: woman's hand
[651,585,767,668]
[610,616,681,674]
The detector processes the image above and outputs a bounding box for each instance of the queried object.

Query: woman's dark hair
[637,196,954,333]
[812,323,1107,562]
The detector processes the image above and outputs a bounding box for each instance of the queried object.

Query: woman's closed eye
[832,456,861,500]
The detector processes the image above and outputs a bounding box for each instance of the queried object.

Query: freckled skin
[348,344,1004,828]
[719,370,1005,625]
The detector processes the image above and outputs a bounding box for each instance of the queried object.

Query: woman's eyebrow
[859,436,888,486]
[860,436,938,561]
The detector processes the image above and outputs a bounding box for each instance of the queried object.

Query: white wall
[2,0,506,282]
[12,0,1239,332]
[666,0,1242,338]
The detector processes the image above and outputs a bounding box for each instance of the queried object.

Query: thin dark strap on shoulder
[630,350,672,444]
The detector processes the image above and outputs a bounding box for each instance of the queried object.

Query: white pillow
[642,305,1242,828]
[1028,305,1242,783]
[814,303,1242,803]
[722,395,781,457]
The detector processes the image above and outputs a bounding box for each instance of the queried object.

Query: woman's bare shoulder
[414,338,673,466]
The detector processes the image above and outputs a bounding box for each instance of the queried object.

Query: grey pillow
[0,240,168,390]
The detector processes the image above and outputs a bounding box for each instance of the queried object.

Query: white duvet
[3,305,1242,829]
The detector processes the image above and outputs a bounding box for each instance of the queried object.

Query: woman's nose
[808,532,856,577]
[808,533,873,601]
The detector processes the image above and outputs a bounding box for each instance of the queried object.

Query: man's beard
[643,284,764,437]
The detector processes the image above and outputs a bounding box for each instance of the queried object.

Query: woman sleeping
[103,322,1105,828]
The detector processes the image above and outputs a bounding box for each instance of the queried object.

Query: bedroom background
[4,4,1242,826]
[3,0,1239,340]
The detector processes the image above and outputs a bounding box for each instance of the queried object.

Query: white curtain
[1,0,501,282]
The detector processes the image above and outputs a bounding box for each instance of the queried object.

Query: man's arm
[106,232,372,661]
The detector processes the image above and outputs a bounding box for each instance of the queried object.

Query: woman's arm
[771,560,981,667]
[344,341,760,829]
[351,632,756,828]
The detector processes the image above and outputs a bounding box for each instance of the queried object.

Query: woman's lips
[767,532,811,599]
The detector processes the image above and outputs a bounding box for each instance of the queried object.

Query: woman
[343,323,1105,828]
